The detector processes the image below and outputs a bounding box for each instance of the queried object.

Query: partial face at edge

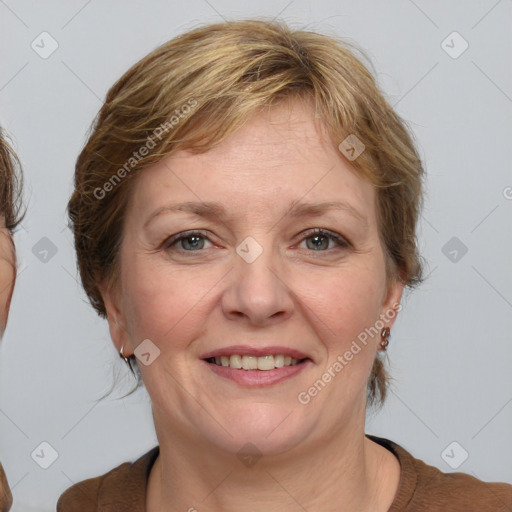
[0,217,15,336]
[102,99,404,455]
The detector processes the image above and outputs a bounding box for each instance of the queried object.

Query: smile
[205,354,304,370]
[201,346,313,386]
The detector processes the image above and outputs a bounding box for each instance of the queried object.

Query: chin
[194,402,312,457]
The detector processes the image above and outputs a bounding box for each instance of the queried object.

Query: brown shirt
[57,435,512,511]
[0,461,12,512]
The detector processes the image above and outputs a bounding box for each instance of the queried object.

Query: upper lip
[200,345,311,361]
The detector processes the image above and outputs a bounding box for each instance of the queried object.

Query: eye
[298,228,350,251]
[162,228,350,255]
[163,230,213,252]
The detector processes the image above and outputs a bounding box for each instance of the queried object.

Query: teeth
[257,355,275,370]
[209,354,303,370]
[242,356,258,370]
[229,355,242,369]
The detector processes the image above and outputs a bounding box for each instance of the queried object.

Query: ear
[98,279,131,356]
[379,276,405,331]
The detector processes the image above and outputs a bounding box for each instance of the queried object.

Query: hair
[0,127,25,335]
[0,128,24,233]
[68,19,425,406]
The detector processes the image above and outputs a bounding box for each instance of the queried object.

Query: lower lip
[204,360,312,387]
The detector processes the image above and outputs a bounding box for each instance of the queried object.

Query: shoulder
[57,472,105,512]
[410,456,512,511]
[367,435,512,512]
[57,446,159,512]
[0,461,13,512]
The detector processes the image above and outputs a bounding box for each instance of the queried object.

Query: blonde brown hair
[0,128,24,232]
[68,19,425,405]
[0,127,25,333]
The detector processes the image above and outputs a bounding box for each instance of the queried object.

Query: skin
[102,99,404,512]
[0,218,15,511]
[0,218,15,337]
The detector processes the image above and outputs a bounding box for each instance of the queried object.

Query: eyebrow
[144,200,368,228]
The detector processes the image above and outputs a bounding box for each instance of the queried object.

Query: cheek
[120,256,222,348]
[0,258,15,330]
[305,263,385,389]
[309,264,385,338]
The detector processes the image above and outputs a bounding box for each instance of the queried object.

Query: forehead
[127,100,376,225]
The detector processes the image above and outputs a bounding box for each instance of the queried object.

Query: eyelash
[162,228,350,254]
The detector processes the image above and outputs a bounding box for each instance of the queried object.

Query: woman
[58,20,512,511]
[0,128,24,512]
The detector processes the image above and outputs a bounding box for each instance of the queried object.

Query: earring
[120,343,136,375]
[379,327,391,350]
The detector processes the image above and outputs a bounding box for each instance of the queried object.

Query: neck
[146,411,399,512]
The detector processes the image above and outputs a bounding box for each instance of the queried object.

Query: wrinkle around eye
[157,230,354,263]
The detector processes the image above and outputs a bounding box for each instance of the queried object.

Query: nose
[221,241,294,327]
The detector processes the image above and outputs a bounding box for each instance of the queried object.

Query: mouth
[204,354,308,370]
[200,346,313,387]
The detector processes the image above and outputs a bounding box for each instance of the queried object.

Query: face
[0,217,15,336]
[103,100,404,456]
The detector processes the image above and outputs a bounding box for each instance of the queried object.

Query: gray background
[0,1,511,510]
